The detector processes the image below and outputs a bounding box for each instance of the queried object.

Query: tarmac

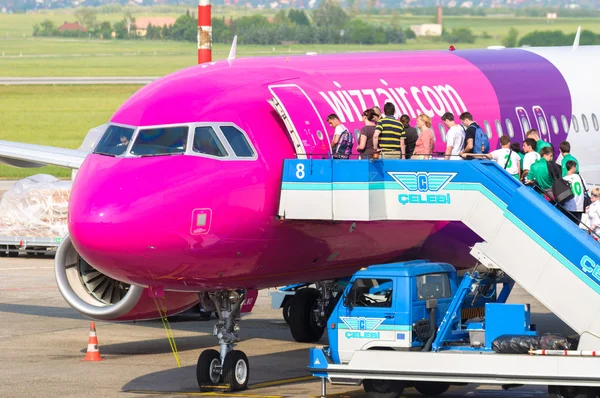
[0,252,572,398]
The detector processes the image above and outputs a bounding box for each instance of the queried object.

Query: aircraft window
[484,120,492,138]
[505,119,514,138]
[551,115,559,135]
[438,124,447,143]
[495,120,503,136]
[193,126,228,157]
[582,114,589,132]
[561,115,569,133]
[538,116,548,136]
[94,125,135,156]
[347,278,393,308]
[131,126,188,156]
[417,273,451,300]
[520,117,530,132]
[220,126,255,157]
[593,114,599,131]
[572,115,579,133]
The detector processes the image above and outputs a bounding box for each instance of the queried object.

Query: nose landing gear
[195,290,250,392]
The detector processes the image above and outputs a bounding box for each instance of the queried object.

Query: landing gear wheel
[283,299,291,324]
[289,288,324,342]
[415,381,450,396]
[548,385,598,398]
[222,350,249,392]
[363,379,404,398]
[197,349,221,391]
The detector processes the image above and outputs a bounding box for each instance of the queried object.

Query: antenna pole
[198,0,212,64]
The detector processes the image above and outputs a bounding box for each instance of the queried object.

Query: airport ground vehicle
[309,261,600,398]
[0,237,59,257]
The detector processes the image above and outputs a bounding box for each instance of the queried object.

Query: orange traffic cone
[83,322,103,361]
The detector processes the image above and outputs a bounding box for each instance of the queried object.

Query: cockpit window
[193,126,228,157]
[220,126,255,157]
[130,126,189,156]
[94,125,135,156]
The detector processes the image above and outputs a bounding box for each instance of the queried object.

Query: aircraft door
[515,107,532,141]
[268,84,330,159]
[532,105,551,144]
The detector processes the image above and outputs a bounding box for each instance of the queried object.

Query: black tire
[548,385,598,398]
[363,379,404,398]
[222,350,249,392]
[197,349,221,391]
[199,309,212,321]
[288,288,324,343]
[0,246,7,257]
[282,299,291,324]
[7,246,18,257]
[415,381,450,396]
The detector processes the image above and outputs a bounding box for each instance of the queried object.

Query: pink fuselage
[69,49,572,292]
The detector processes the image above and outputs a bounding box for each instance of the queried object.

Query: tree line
[500,28,600,47]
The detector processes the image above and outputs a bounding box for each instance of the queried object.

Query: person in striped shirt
[373,102,406,159]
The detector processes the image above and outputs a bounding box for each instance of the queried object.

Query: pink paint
[71,51,501,291]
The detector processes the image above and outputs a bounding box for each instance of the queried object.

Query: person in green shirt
[559,141,579,177]
[510,142,525,177]
[526,146,558,193]
[526,129,552,153]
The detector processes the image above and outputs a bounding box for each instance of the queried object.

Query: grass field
[0,85,141,178]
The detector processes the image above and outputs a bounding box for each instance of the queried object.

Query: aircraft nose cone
[68,155,193,282]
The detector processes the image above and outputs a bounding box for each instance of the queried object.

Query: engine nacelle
[55,234,200,321]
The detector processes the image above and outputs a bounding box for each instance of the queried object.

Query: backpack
[333,129,353,159]
[472,123,490,154]
[546,160,574,205]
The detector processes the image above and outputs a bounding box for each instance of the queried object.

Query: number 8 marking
[296,163,305,179]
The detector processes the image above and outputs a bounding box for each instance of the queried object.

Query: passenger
[327,114,353,159]
[458,112,478,155]
[373,103,405,159]
[413,114,434,160]
[441,112,465,160]
[488,136,521,179]
[563,160,588,225]
[400,115,418,159]
[525,146,558,196]
[526,129,552,153]
[559,141,579,177]
[586,188,600,239]
[372,106,382,122]
[357,109,377,160]
[521,138,540,182]
[510,141,525,177]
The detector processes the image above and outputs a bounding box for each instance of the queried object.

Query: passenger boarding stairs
[278,159,600,350]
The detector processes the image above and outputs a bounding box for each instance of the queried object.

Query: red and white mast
[197,0,212,64]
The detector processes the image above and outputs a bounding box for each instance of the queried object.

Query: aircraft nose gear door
[268,84,331,159]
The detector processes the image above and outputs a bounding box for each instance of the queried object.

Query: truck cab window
[348,278,393,308]
[416,273,451,300]
[131,126,189,156]
[193,126,228,157]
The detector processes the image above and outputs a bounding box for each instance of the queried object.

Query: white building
[410,24,443,37]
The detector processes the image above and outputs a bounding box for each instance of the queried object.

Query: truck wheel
[7,245,18,257]
[0,245,7,257]
[415,381,450,396]
[288,288,324,342]
[548,385,597,398]
[282,299,291,324]
[363,379,403,398]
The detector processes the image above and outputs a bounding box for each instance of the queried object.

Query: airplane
[0,39,598,392]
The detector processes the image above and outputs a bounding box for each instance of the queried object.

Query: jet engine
[54,234,200,321]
